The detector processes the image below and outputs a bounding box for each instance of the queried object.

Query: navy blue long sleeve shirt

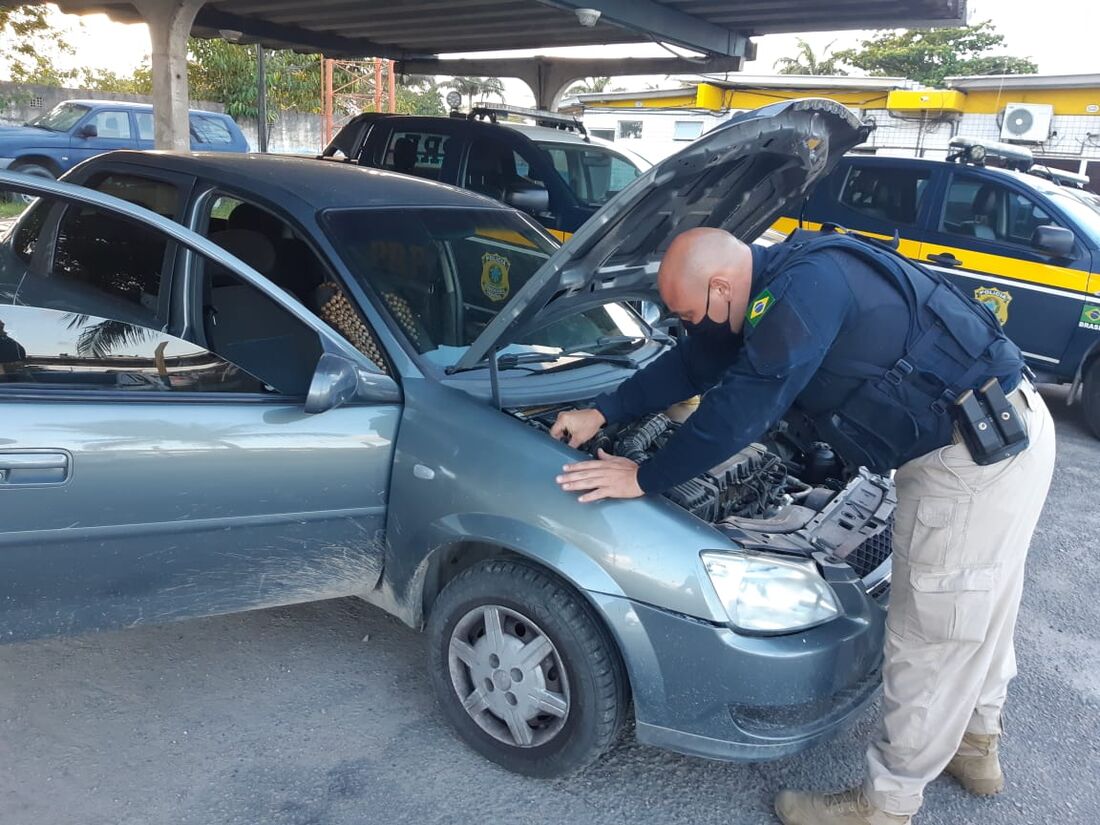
[595,244,853,494]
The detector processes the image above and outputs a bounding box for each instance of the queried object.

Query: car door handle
[926,252,963,267]
[0,451,70,485]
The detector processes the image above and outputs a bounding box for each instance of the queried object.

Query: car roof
[56,100,229,117]
[502,122,589,145]
[87,150,508,214]
[845,153,1065,196]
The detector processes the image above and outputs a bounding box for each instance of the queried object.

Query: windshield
[537,142,642,207]
[27,102,91,132]
[324,207,646,366]
[1048,190,1100,246]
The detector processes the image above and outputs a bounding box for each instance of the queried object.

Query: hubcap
[446,604,570,748]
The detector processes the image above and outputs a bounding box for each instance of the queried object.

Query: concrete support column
[134,0,206,150]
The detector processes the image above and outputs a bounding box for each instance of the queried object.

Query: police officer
[551,227,1056,825]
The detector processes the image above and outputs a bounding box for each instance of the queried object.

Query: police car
[320,103,649,242]
[777,137,1100,437]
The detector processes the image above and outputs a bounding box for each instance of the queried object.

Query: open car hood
[455,98,869,370]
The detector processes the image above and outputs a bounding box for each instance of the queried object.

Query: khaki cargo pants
[864,380,1056,815]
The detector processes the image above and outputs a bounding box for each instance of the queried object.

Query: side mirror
[78,123,98,138]
[305,352,359,414]
[505,181,549,215]
[1032,224,1074,258]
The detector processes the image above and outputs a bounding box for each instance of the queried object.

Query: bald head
[658,228,754,333]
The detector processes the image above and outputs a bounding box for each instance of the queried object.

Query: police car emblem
[1080,304,1100,331]
[480,252,511,302]
[974,286,1012,326]
[746,289,774,327]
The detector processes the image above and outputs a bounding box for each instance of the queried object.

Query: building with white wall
[569,73,1100,193]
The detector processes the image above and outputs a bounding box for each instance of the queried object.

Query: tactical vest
[758,228,1024,472]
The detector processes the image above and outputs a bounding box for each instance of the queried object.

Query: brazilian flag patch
[746,289,775,327]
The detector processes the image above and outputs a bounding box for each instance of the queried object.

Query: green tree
[773,38,846,76]
[833,21,1036,88]
[80,65,152,95]
[188,38,321,119]
[446,76,505,109]
[394,75,444,116]
[565,76,621,96]
[0,5,77,87]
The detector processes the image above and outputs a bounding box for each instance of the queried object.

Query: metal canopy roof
[51,0,968,59]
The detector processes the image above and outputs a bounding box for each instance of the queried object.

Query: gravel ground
[0,385,1097,825]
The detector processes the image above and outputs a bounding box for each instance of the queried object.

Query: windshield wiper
[444,334,662,376]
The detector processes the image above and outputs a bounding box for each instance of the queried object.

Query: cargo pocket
[905,496,957,567]
[905,567,996,644]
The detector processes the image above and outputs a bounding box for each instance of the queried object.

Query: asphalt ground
[1,384,1097,825]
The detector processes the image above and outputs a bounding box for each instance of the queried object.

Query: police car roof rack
[466,103,589,141]
[1028,164,1091,189]
[947,136,1033,172]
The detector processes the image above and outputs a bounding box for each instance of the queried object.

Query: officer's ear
[709,276,732,300]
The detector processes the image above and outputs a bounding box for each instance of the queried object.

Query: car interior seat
[964,186,1000,240]
[465,143,514,201]
[204,227,320,395]
[392,137,418,174]
[439,137,461,183]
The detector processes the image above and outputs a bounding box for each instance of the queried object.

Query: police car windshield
[1048,190,1100,246]
[323,207,647,367]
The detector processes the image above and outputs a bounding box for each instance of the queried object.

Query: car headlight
[701,551,840,634]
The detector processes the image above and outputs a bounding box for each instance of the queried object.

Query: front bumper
[590,569,885,762]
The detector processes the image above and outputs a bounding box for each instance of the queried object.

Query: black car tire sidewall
[426,559,626,778]
[1083,358,1100,439]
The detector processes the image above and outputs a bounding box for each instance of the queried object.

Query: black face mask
[683,286,737,344]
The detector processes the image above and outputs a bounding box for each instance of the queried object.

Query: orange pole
[374,58,383,112]
[387,59,396,113]
[322,58,334,146]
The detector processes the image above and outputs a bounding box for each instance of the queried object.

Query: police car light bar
[948,136,1033,170]
[1029,164,1090,189]
[467,103,588,139]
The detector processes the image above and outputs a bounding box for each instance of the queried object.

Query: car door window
[0,304,267,393]
[942,175,1060,246]
[4,195,172,326]
[134,112,154,141]
[381,129,455,180]
[539,144,639,207]
[89,173,183,218]
[89,110,132,140]
[190,115,233,146]
[839,165,930,226]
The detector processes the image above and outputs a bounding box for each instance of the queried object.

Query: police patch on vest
[1081,304,1100,331]
[973,286,1012,325]
[480,252,511,302]
[746,289,775,327]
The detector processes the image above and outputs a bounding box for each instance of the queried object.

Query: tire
[426,558,628,777]
[9,163,56,204]
[1082,358,1100,439]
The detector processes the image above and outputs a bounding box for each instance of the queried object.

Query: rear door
[785,158,936,258]
[0,174,399,643]
[919,170,1091,368]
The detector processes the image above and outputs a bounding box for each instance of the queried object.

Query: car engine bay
[518,406,896,581]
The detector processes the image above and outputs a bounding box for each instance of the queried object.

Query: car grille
[845,514,894,580]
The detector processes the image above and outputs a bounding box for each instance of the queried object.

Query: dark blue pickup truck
[0,99,248,186]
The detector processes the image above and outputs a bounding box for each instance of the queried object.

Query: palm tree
[773,38,846,76]
[63,314,154,359]
[565,76,619,96]
[447,76,505,109]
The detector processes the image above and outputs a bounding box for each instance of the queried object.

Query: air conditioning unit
[1000,103,1054,143]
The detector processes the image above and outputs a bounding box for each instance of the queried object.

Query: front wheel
[1082,357,1100,438]
[426,558,628,777]
[9,163,56,204]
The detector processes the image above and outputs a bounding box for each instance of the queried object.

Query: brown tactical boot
[774,788,910,825]
[944,732,1004,796]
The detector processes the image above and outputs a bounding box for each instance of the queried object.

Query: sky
[16,0,1100,106]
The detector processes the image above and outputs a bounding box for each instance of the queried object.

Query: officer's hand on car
[550,408,606,448]
[556,450,643,503]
